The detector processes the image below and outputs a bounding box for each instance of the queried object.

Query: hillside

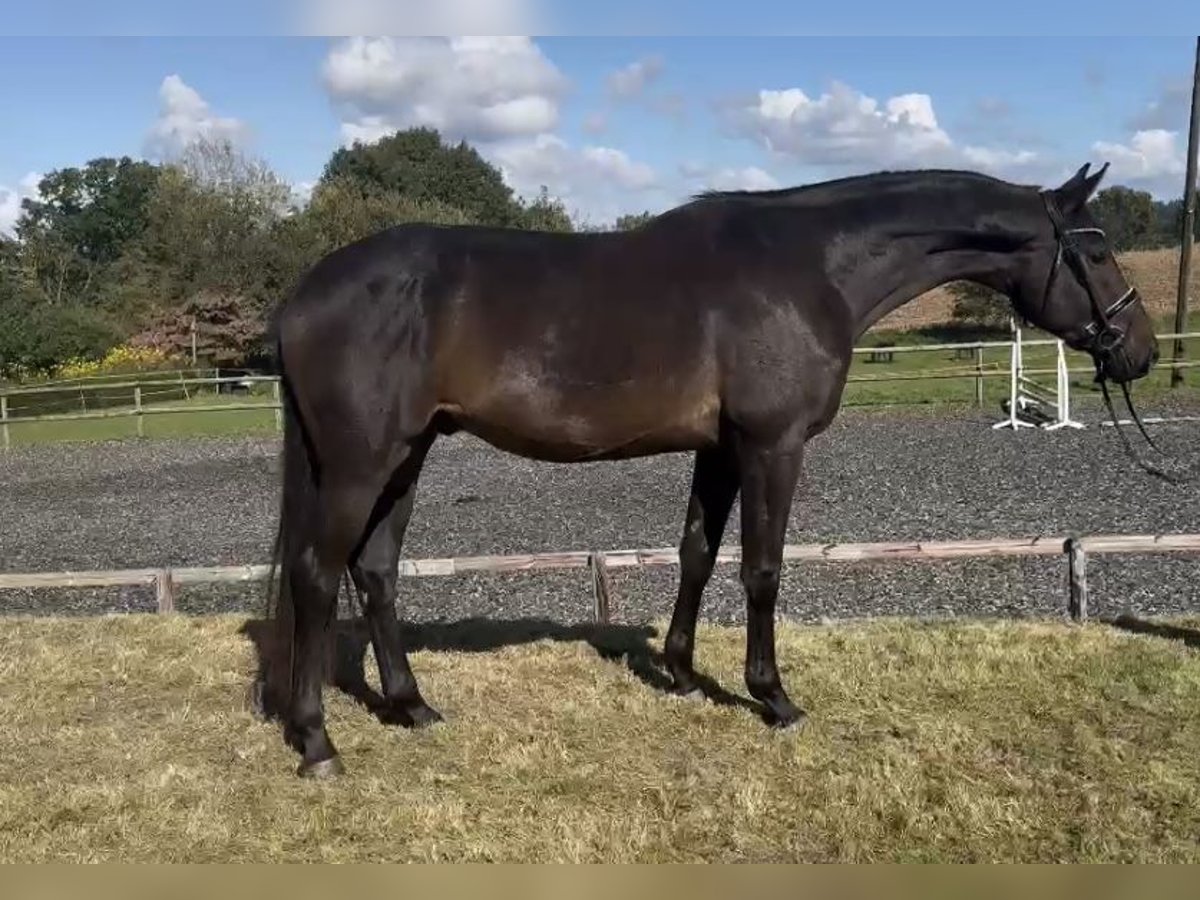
[874,243,1199,332]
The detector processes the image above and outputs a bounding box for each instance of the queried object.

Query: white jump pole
[1043,339,1085,431]
[993,320,1084,430]
[994,318,1035,430]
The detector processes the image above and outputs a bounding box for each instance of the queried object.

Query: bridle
[1037,189,1198,484]
[1039,189,1142,366]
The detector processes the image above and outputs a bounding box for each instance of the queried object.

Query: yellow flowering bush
[53,345,185,380]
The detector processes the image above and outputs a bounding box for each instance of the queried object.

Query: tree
[15,156,161,306]
[515,187,574,233]
[128,289,267,368]
[1088,185,1158,251]
[0,279,118,378]
[615,211,656,230]
[125,140,299,365]
[948,280,1011,332]
[320,127,524,226]
[1156,198,1200,244]
[295,175,473,254]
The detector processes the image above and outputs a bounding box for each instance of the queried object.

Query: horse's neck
[843,243,1013,339]
[816,189,1034,340]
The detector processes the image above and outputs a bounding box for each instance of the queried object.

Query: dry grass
[2,613,1200,862]
[875,243,1200,331]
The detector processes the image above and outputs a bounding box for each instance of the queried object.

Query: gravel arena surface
[3,395,1200,625]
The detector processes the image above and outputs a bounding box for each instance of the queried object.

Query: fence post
[272,379,282,433]
[155,569,176,614]
[1,394,9,451]
[134,386,145,438]
[974,344,984,406]
[590,552,612,624]
[1065,537,1088,622]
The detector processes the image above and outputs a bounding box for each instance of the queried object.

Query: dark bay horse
[261,162,1158,777]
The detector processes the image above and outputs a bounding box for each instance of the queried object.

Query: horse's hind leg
[664,445,739,696]
[348,435,442,728]
[735,433,806,729]
[286,477,382,778]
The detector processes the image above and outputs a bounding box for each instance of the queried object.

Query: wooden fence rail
[2,532,1198,623]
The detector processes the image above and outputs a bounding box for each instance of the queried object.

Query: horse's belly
[438,388,720,462]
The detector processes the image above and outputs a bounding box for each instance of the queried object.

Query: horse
[258,161,1158,778]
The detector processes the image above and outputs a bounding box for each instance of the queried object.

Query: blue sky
[2,27,1198,232]
[3,0,1197,36]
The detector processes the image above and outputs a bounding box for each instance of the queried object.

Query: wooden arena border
[1,533,1198,624]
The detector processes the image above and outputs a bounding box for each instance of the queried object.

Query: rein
[1040,191,1198,485]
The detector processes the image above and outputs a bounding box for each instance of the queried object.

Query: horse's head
[1011,162,1158,385]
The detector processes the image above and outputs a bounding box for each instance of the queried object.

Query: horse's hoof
[669,685,705,702]
[768,709,808,733]
[406,702,444,729]
[297,756,345,779]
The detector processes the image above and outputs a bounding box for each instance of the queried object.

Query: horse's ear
[1083,161,1109,197]
[1055,161,1108,212]
[1062,163,1091,190]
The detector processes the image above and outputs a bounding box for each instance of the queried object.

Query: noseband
[1039,190,1142,365]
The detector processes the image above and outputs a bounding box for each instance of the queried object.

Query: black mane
[688,168,1024,206]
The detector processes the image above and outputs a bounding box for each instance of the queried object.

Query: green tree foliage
[1088,185,1159,251]
[0,257,118,377]
[321,126,526,227]
[948,280,1012,332]
[614,211,656,230]
[1155,198,1200,244]
[516,187,574,233]
[124,139,300,365]
[297,175,473,252]
[1086,185,1200,251]
[16,156,161,307]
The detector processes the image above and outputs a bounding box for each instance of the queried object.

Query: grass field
[1,613,1199,862]
[2,392,279,446]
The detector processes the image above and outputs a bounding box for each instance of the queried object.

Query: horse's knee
[679,532,714,580]
[740,564,780,602]
[295,546,342,601]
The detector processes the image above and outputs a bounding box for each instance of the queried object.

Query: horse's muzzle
[1099,341,1158,384]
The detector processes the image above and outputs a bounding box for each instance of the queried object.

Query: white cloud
[144,74,246,159]
[679,162,780,193]
[595,55,684,124]
[607,55,664,99]
[493,134,657,192]
[722,80,1039,176]
[490,134,659,224]
[582,112,609,135]
[323,36,568,146]
[296,0,543,35]
[961,146,1039,169]
[707,166,781,192]
[1092,129,1186,183]
[0,172,42,237]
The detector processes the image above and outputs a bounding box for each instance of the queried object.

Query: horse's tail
[260,346,321,720]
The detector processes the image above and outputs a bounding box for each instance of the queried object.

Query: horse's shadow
[238,615,762,725]
[1102,613,1200,649]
